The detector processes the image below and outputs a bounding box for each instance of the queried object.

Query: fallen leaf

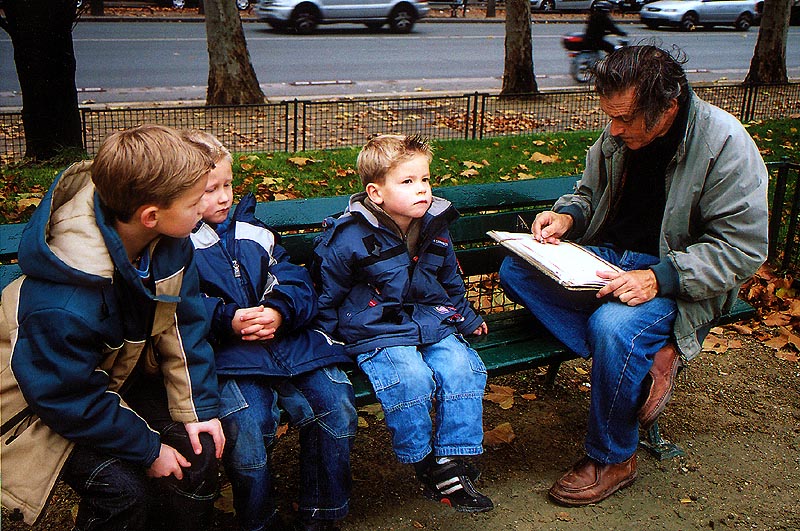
[573,366,587,375]
[775,351,799,362]
[702,334,728,354]
[275,423,288,439]
[521,393,538,401]
[556,511,572,521]
[680,497,693,504]
[764,336,789,350]
[529,152,558,164]
[412,521,424,529]
[763,312,792,327]
[483,422,515,446]
[484,384,515,409]
[288,156,317,167]
[459,168,480,178]
[357,417,369,428]
[462,160,484,169]
[214,484,236,513]
[729,323,753,335]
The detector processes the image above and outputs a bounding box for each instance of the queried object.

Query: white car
[640,0,762,30]
[255,0,429,33]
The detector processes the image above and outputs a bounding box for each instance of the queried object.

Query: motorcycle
[561,33,628,83]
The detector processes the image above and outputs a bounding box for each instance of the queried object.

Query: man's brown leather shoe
[638,342,684,430]
[548,454,637,507]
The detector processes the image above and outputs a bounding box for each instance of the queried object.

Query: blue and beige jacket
[190,193,348,377]
[0,162,220,524]
[311,193,484,357]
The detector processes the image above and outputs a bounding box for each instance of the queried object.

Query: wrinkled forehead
[598,86,638,119]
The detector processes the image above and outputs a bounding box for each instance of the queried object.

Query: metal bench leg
[544,361,562,388]
[639,420,685,460]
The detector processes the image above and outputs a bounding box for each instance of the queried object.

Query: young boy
[185,131,357,531]
[311,134,493,513]
[0,125,225,531]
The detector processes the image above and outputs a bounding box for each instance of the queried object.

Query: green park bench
[0,176,758,459]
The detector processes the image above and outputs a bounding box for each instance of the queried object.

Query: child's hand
[147,443,190,480]
[232,306,283,341]
[471,322,489,336]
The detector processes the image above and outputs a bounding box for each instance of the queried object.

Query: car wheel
[365,22,384,30]
[172,0,186,8]
[540,0,556,10]
[734,12,752,31]
[389,5,416,33]
[680,12,698,31]
[236,0,251,9]
[292,5,318,34]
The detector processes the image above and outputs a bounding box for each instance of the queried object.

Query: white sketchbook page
[489,231,622,287]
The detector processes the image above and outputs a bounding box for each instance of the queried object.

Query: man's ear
[365,182,383,205]
[138,205,160,230]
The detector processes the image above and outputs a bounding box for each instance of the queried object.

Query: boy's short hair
[91,124,215,222]
[182,129,233,165]
[357,134,433,188]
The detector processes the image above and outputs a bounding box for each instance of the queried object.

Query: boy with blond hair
[311,134,493,513]
[0,125,225,531]
[185,130,356,531]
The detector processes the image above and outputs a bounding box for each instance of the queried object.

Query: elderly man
[499,45,768,506]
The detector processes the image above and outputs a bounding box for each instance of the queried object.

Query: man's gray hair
[592,45,689,130]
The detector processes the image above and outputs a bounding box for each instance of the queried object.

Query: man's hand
[531,211,574,244]
[147,443,191,480]
[185,419,226,459]
[596,269,659,306]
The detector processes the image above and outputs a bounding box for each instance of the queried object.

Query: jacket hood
[18,161,143,292]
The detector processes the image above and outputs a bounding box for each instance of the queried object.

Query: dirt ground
[4,325,798,531]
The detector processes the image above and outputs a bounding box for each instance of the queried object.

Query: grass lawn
[1,118,797,225]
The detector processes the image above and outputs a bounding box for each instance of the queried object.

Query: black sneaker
[454,458,481,483]
[419,460,494,513]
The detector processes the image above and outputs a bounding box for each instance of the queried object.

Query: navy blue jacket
[191,194,348,377]
[311,193,484,357]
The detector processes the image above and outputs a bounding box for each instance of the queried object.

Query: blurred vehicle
[562,31,627,82]
[639,0,761,30]
[255,0,428,33]
[531,0,625,11]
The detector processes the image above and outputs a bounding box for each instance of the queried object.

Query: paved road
[2,20,799,106]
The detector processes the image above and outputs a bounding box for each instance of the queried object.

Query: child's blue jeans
[62,382,218,531]
[356,333,487,464]
[219,367,357,531]
[499,247,678,464]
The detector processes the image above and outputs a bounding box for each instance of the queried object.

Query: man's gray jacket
[553,94,769,360]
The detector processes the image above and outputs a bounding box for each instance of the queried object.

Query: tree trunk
[1,0,83,160]
[744,0,790,84]
[501,0,538,95]
[204,0,265,105]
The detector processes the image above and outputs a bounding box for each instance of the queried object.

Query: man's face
[599,86,678,151]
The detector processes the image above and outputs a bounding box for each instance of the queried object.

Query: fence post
[470,92,480,140]
[781,163,800,271]
[81,108,88,155]
[292,99,299,153]
[768,157,789,262]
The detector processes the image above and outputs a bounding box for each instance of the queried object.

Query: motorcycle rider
[584,1,626,54]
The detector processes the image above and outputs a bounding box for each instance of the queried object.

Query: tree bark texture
[1,0,83,160]
[745,0,790,84]
[204,0,265,105]
[501,0,538,95]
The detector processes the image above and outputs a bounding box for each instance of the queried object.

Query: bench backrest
[0,176,578,291]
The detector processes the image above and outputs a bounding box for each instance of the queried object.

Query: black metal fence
[768,158,800,272]
[2,82,799,160]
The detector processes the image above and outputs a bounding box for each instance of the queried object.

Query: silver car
[640,0,761,30]
[255,0,429,33]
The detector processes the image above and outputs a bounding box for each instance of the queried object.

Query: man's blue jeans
[356,333,487,464]
[499,246,677,464]
[219,366,357,531]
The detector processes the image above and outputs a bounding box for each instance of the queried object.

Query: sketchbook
[487,230,623,291]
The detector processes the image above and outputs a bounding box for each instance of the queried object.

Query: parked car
[255,0,429,33]
[639,0,761,30]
